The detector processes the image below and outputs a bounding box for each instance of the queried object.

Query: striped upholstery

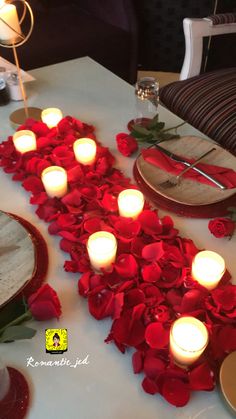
[206,13,236,25]
[159,68,236,154]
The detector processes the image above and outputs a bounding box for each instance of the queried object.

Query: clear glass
[134,77,159,124]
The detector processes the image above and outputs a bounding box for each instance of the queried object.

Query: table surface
[0,57,235,419]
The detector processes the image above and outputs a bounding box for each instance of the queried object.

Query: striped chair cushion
[159,68,236,154]
[206,13,236,25]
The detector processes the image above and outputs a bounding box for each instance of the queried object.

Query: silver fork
[158,147,216,189]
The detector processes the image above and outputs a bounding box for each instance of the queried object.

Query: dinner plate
[0,211,36,308]
[136,136,236,206]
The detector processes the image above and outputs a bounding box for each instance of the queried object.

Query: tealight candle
[192,250,225,290]
[41,166,67,198]
[12,130,36,153]
[41,108,63,128]
[0,1,21,43]
[170,316,209,366]
[87,231,117,271]
[73,138,97,165]
[118,189,144,219]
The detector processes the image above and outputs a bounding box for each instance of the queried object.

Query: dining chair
[159,14,236,155]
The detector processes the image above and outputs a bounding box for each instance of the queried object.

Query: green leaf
[230,214,236,222]
[0,326,36,342]
[153,122,165,131]
[131,125,151,136]
[147,114,160,129]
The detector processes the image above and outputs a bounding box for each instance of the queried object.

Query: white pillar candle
[0,359,10,401]
[118,189,144,219]
[12,130,36,153]
[170,316,209,366]
[41,166,67,198]
[192,250,225,290]
[87,231,117,271]
[0,1,21,43]
[73,138,97,165]
[41,108,63,128]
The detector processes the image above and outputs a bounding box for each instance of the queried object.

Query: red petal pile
[1,115,235,408]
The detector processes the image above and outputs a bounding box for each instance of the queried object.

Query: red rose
[116,133,138,157]
[208,218,235,238]
[27,284,62,321]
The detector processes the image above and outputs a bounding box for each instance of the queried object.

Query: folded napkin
[142,148,236,189]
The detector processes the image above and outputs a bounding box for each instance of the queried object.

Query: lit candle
[41,166,67,198]
[0,1,21,43]
[12,130,36,153]
[87,231,117,271]
[170,316,209,366]
[118,189,144,219]
[192,250,225,290]
[73,138,97,165]
[0,358,10,401]
[41,108,63,128]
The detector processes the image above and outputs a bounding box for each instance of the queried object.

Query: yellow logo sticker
[45,329,68,354]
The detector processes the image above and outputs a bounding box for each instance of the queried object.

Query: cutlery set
[153,144,227,190]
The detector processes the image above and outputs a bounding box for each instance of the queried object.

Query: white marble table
[0,57,235,419]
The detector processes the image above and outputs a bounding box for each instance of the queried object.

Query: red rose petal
[142,263,161,282]
[144,356,165,379]
[132,351,143,374]
[142,242,164,261]
[138,210,162,235]
[145,322,169,349]
[115,254,138,278]
[142,377,159,395]
[162,378,190,407]
[189,363,215,391]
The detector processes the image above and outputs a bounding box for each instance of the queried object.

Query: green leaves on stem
[130,114,185,144]
[0,310,36,343]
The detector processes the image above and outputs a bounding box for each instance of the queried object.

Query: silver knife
[154,144,226,190]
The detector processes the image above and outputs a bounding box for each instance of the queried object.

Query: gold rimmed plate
[136,136,236,206]
[0,211,36,308]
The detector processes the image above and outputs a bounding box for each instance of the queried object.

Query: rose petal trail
[0,116,236,407]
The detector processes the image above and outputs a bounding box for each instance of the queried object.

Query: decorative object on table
[12,129,36,153]
[0,0,42,124]
[73,138,97,165]
[87,231,117,272]
[6,71,23,101]
[41,166,68,198]
[157,147,217,189]
[191,250,225,291]
[0,358,30,419]
[118,189,144,219]
[0,210,36,308]
[0,283,62,342]
[0,65,10,105]
[41,108,63,129]
[220,351,236,414]
[0,115,236,407]
[126,113,184,145]
[133,77,159,126]
[208,208,236,239]
[169,316,209,366]
[134,136,236,217]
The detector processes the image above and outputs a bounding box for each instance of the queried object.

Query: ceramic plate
[0,211,36,307]
[136,136,236,206]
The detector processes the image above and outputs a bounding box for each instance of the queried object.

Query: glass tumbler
[134,77,159,125]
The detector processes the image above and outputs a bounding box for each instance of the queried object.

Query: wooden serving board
[0,211,35,307]
[137,136,236,206]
